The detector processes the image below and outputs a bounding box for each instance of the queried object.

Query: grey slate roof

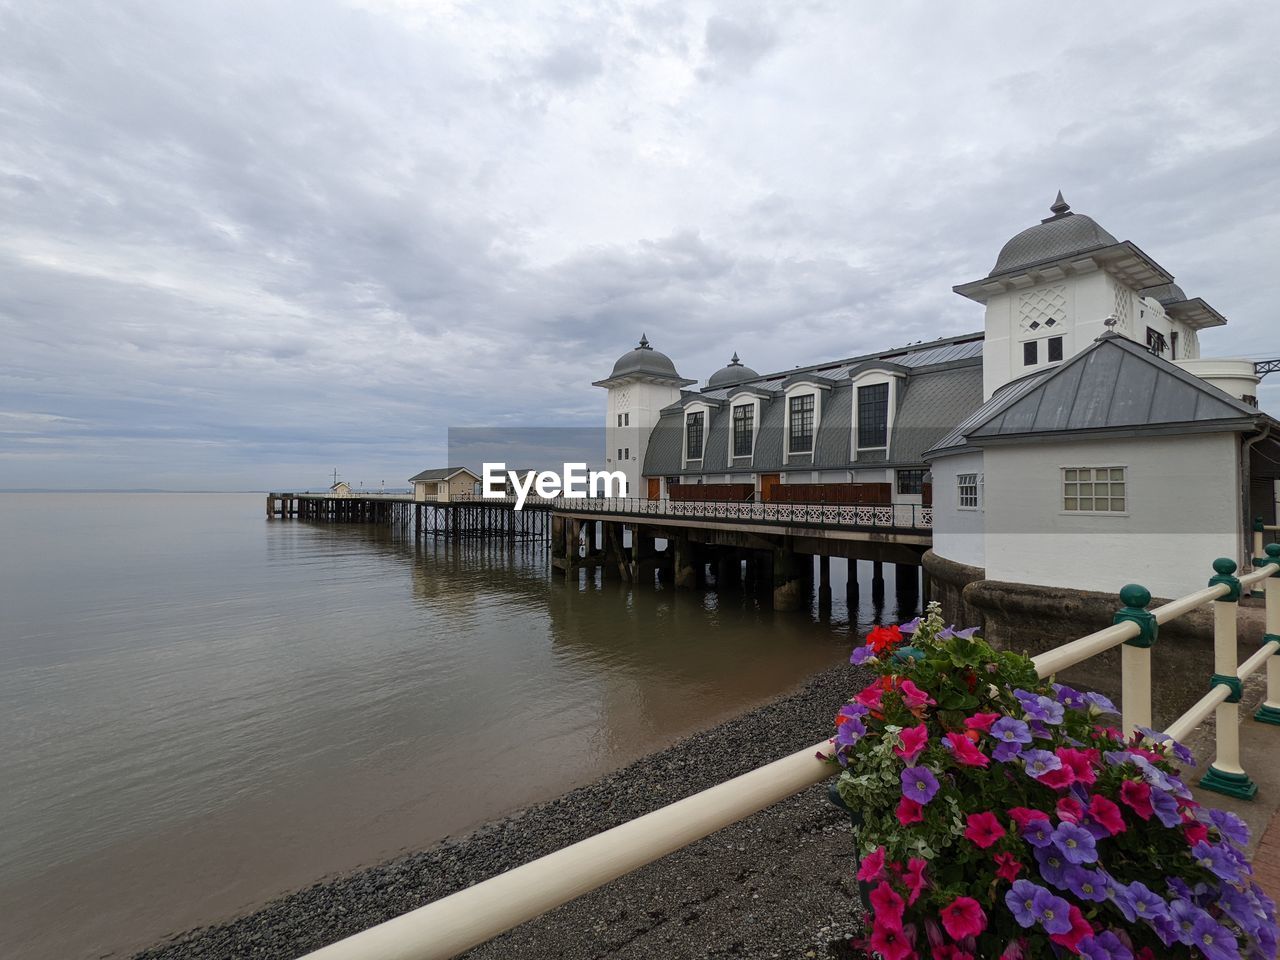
[706,354,760,388]
[990,206,1118,278]
[598,335,691,384]
[927,335,1259,459]
[889,364,984,463]
[408,467,479,482]
[1140,282,1188,306]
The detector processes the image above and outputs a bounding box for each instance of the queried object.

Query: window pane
[1064,498,1077,510]
[789,394,815,452]
[686,412,704,459]
[1024,341,1037,366]
[857,383,888,448]
[733,404,754,457]
[1048,336,1063,362]
[1111,498,1125,511]
[1110,468,1124,480]
[897,469,924,495]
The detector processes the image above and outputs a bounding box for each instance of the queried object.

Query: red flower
[1048,904,1093,952]
[964,712,1001,732]
[1055,747,1098,785]
[1035,765,1075,790]
[900,679,937,710]
[1055,797,1084,824]
[1185,821,1209,845]
[940,895,987,940]
[869,881,905,927]
[904,857,928,906]
[868,921,913,960]
[994,852,1022,882]
[867,624,903,654]
[896,795,924,826]
[1007,807,1050,829]
[857,845,887,882]
[1087,794,1126,835]
[1120,779,1154,820]
[944,731,990,768]
[854,684,884,710]
[893,723,929,764]
[964,811,1006,849]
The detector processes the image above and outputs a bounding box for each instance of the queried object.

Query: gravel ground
[134,662,870,960]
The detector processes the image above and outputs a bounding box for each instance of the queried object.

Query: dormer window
[732,404,754,457]
[788,394,815,453]
[856,383,888,449]
[685,410,704,460]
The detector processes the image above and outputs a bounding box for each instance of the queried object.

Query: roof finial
[1050,190,1070,216]
[729,351,742,366]
[638,333,651,350]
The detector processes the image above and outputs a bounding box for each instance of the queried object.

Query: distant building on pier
[410,467,481,503]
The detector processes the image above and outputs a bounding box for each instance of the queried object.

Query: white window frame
[1061,465,1128,515]
[785,391,818,457]
[957,472,980,510]
[729,399,759,464]
[850,370,901,456]
[682,402,711,467]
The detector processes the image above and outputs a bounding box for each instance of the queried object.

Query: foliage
[829,602,1278,960]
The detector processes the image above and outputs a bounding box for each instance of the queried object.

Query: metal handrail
[300,551,1280,960]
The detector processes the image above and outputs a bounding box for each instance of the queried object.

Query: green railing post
[1200,558,1257,799]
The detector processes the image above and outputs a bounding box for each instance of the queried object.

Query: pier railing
[300,550,1280,960]
[546,496,932,530]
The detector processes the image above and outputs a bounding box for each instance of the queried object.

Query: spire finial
[638,333,651,350]
[729,351,741,366]
[1050,190,1070,216]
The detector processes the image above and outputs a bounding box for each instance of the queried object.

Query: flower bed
[829,602,1278,960]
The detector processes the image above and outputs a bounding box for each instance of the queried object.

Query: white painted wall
[981,433,1241,598]
[929,450,987,568]
[605,378,685,497]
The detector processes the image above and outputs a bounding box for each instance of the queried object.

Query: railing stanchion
[1256,543,1280,726]
[1113,584,1157,734]
[1200,559,1256,799]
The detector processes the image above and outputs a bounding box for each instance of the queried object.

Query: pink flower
[1185,821,1209,845]
[868,922,913,960]
[964,811,1006,849]
[899,679,936,710]
[964,712,1001,732]
[857,845,887,882]
[994,852,1022,882]
[944,731,990,768]
[1000,939,1028,960]
[894,723,929,764]
[1055,747,1098,785]
[896,795,924,825]
[1055,797,1084,824]
[936,947,973,960]
[1048,904,1093,952]
[1087,794,1126,835]
[1120,780,1154,820]
[870,880,905,927]
[940,896,987,940]
[904,857,928,905]
[854,684,884,710]
[1007,807,1049,830]
[1035,765,1075,790]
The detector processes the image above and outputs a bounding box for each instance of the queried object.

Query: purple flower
[1052,822,1098,864]
[1064,865,1109,902]
[1005,879,1041,928]
[1031,885,1073,935]
[939,625,980,639]
[1190,914,1241,960]
[1209,809,1251,847]
[849,645,876,665]
[1149,787,1181,828]
[1034,845,1069,888]
[1125,880,1170,925]
[1170,740,1196,765]
[1028,718,1053,739]
[1021,749,1062,779]
[991,716,1032,744]
[1218,886,1265,937]
[1192,840,1245,884]
[900,765,939,804]
[1016,691,1065,724]
[1078,931,1133,960]
[1136,725,1170,744]
[1109,879,1137,923]
[1084,691,1119,715]
[1051,682,1088,710]
[833,716,866,748]
[899,617,921,634]
[993,741,1023,763]
[1022,818,1054,848]
[1170,899,1207,946]
[1104,750,1130,767]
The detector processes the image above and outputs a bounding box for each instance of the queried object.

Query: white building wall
[982,433,1241,598]
[605,379,684,497]
[929,450,987,569]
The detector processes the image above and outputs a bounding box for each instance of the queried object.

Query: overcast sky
[2,1,1278,490]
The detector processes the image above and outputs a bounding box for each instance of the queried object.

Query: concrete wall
[982,432,1241,597]
[606,379,686,498]
[929,449,986,568]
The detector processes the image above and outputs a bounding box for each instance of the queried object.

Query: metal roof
[408,467,479,482]
[990,198,1119,278]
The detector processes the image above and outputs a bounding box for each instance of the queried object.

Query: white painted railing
[298,551,1280,960]
[545,496,932,530]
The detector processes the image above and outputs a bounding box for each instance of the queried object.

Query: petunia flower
[896,795,924,826]
[1007,807,1050,830]
[857,845,886,882]
[1087,794,1126,836]
[1078,930,1133,960]
[1031,886,1073,935]
[849,644,877,665]
[901,765,939,804]
[1034,845,1069,888]
[940,896,987,940]
[991,717,1032,744]
[944,731,990,768]
[869,880,905,927]
[868,924,912,960]
[904,857,928,905]
[1084,691,1119,715]
[899,678,936,710]
[994,852,1022,882]
[854,684,885,711]
[1021,749,1063,780]
[1208,808,1251,847]
[1021,817,1054,848]
[964,811,1006,849]
[1055,747,1098,785]
[1005,879,1043,928]
[1051,822,1098,864]
[1063,865,1109,903]
[964,712,1001,732]
[893,723,929,764]
[1055,797,1084,824]
[1049,904,1094,953]
[1119,780,1154,820]
[1036,765,1075,790]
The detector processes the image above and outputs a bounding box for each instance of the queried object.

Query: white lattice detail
[615,390,630,411]
[1112,285,1131,333]
[1018,284,1067,335]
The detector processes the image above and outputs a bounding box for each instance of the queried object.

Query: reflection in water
[0,494,918,960]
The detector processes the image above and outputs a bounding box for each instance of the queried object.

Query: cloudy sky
[2,1,1278,490]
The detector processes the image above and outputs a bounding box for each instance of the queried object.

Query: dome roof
[1140,281,1188,305]
[706,352,759,388]
[990,192,1118,277]
[609,334,682,380]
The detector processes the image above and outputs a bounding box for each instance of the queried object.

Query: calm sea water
[0,493,917,959]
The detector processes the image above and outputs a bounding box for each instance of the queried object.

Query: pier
[266,493,552,541]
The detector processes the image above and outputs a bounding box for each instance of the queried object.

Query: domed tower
[953,192,1197,399]
[593,335,694,497]
[705,352,759,390]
